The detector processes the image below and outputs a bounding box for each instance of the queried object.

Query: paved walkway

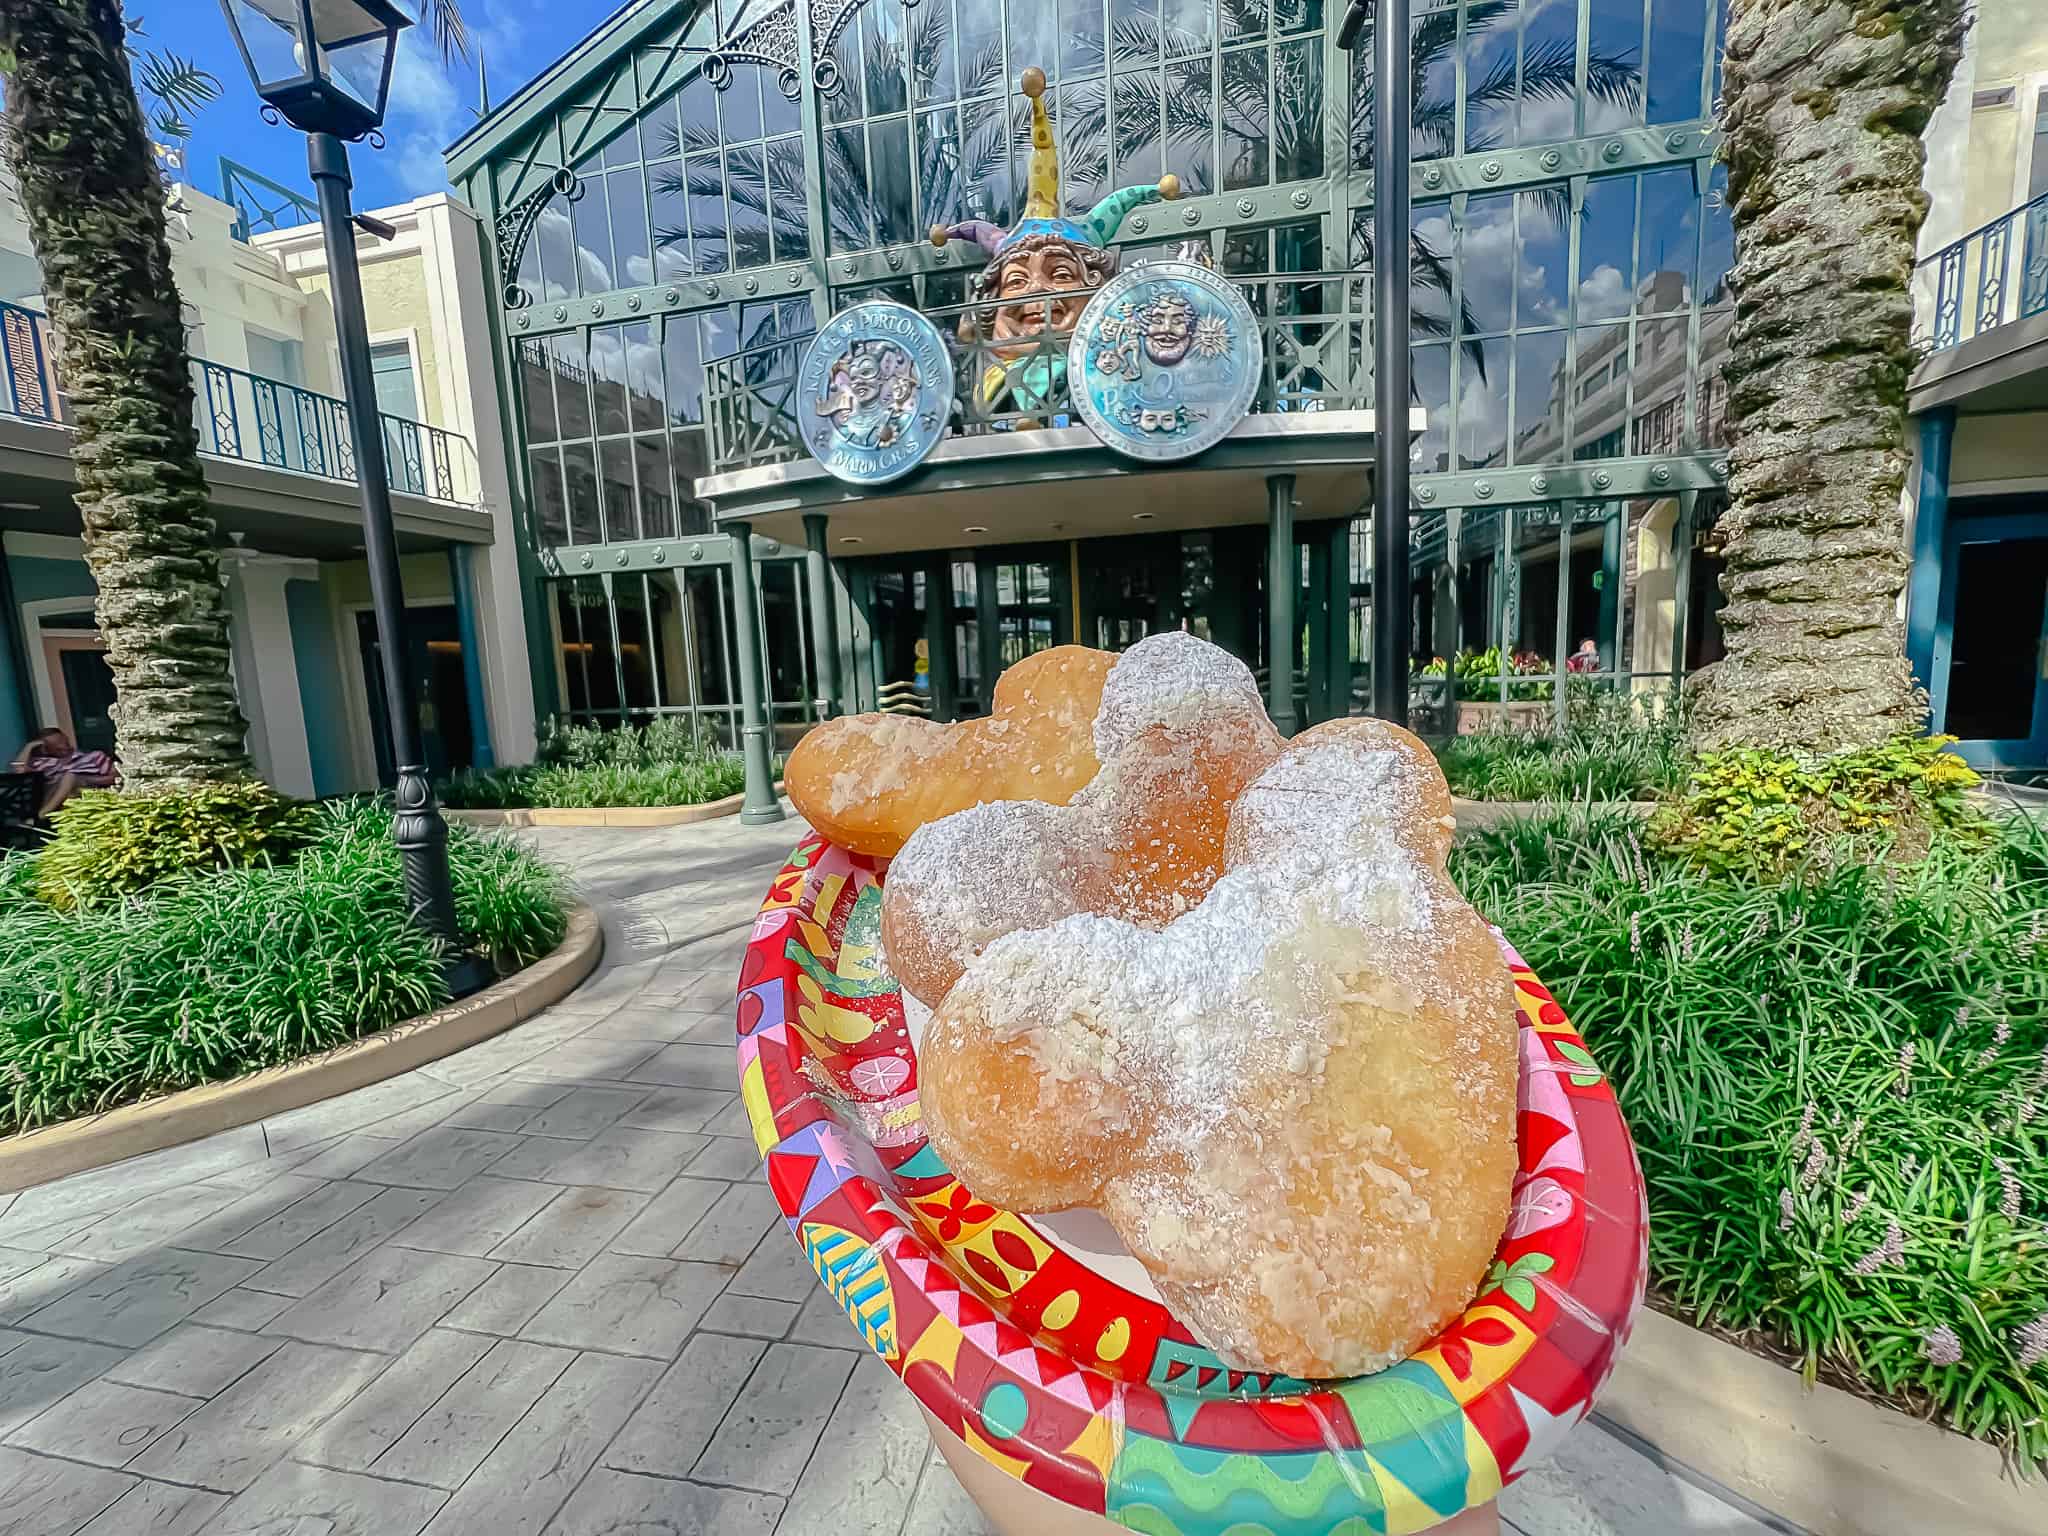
[0,811,1791,1536]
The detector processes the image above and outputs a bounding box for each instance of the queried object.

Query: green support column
[726,522,786,825]
[1307,530,1333,725]
[1598,505,1624,678]
[1266,474,1299,737]
[802,513,840,720]
[1326,519,1353,717]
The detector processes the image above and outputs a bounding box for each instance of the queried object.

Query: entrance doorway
[852,546,1072,720]
[1937,504,2048,773]
[356,607,475,786]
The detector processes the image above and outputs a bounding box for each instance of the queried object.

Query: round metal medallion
[797,301,956,487]
[1066,259,1262,463]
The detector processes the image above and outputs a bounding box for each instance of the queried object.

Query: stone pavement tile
[5,1377,199,1467]
[0,1129,269,1247]
[785,1289,866,1352]
[603,1331,766,1478]
[627,1043,738,1089]
[263,1075,463,1154]
[899,1446,999,1536]
[671,1013,738,1045]
[421,1015,594,1089]
[1500,1422,1782,1536]
[19,1248,260,1348]
[391,1177,563,1257]
[266,1245,495,1354]
[615,1086,733,1134]
[515,1035,668,1085]
[362,1085,487,1143]
[548,1470,782,1536]
[74,1478,226,1536]
[48,1181,280,1263]
[700,1097,756,1139]
[288,1135,402,1182]
[673,1182,781,1266]
[352,1126,523,1191]
[374,1339,576,1488]
[0,1336,128,1436]
[440,1265,571,1337]
[0,1249,41,1284]
[519,1254,726,1358]
[188,1288,294,1332]
[107,1323,282,1398]
[495,1128,711,1193]
[546,960,666,1017]
[772,1353,929,1536]
[0,1445,132,1536]
[488,1186,649,1269]
[725,1227,817,1303]
[245,1187,443,1297]
[129,1340,387,1492]
[211,1460,445,1536]
[199,1180,382,1261]
[418,1351,659,1536]
[697,1292,799,1339]
[691,1340,856,1495]
[0,1254,106,1325]
[443,1082,571,1133]
[580,1007,718,1043]
[298,1328,494,1472]
[608,1175,725,1258]
[683,1135,763,1181]
[518,1085,649,1140]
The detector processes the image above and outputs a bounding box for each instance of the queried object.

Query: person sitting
[9,727,116,818]
[1566,637,1602,675]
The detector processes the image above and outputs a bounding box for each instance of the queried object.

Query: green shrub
[1452,806,2048,1467]
[442,754,747,810]
[34,783,322,910]
[1434,690,1688,803]
[1419,647,1555,702]
[0,798,567,1133]
[1650,735,1989,878]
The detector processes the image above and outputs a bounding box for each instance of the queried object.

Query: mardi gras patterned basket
[737,832,1649,1535]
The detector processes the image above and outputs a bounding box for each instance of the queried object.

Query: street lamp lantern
[218,0,409,141]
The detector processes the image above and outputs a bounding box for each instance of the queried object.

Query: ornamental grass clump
[1435,690,1688,803]
[1451,805,2048,1466]
[34,781,321,909]
[0,798,567,1134]
[441,717,748,810]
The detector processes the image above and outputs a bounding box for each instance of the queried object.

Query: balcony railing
[1922,188,2048,352]
[0,299,480,505]
[705,271,1370,476]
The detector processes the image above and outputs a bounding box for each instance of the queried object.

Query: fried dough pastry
[917,719,1518,1378]
[880,632,1283,1005]
[783,646,1114,857]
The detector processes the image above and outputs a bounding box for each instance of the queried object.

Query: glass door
[1937,506,2048,774]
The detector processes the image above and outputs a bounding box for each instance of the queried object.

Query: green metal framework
[449,0,1736,731]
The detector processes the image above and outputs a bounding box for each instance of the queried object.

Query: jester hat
[929,66,1180,280]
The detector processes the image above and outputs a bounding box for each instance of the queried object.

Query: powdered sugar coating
[1093,629,1267,762]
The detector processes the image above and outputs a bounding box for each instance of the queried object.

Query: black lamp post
[220,0,474,978]
[1340,0,1413,728]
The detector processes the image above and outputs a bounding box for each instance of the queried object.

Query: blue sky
[144,0,603,215]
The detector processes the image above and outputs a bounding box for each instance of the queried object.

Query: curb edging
[0,903,604,1194]
[446,782,786,828]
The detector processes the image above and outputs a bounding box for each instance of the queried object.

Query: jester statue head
[930,67,1180,413]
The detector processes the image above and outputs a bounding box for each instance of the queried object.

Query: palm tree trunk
[0,0,250,784]
[1689,0,1967,754]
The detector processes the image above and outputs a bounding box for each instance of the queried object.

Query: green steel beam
[1267,474,1298,738]
[1413,452,1727,514]
[535,531,808,579]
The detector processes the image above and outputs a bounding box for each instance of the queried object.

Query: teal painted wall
[2,553,96,751]
[286,578,353,798]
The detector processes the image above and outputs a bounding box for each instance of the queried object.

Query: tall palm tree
[0,0,466,787]
[1688,0,1967,754]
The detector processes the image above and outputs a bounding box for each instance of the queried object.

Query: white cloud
[1516,94,1637,145]
[1575,263,1630,321]
[386,31,466,196]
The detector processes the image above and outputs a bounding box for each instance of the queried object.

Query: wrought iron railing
[0,299,479,505]
[1923,188,2048,352]
[704,271,1371,476]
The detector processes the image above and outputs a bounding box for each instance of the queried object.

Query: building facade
[0,168,535,793]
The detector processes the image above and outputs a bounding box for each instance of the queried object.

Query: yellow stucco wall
[1962,0,2048,226]
[296,255,446,431]
[1952,410,2048,489]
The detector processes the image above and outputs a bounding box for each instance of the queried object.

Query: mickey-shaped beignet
[881,632,1283,1006]
[917,718,1517,1378]
[784,646,1114,857]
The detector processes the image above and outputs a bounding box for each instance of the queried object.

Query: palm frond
[137,51,220,119]
[412,0,471,66]
[150,106,194,141]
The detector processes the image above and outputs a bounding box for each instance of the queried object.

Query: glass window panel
[569,171,614,294]
[607,168,651,290]
[528,445,567,545]
[1010,0,1057,80]
[1165,0,1210,56]
[1110,71,1163,198]
[517,337,558,444]
[1511,329,1568,465]
[1411,6,1456,160]
[1275,0,1320,37]
[535,193,574,302]
[916,108,967,230]
[636,435,676,538]
[672,428,713,534]
[1462,1,1520,154]
[1512,0,1580,146]
[721,65,765,143]
[768,137,810,263]
[759,560,809,706]
[1411,343,1452,474]
[1514,186,1571,327]
[1220,47,1269,190]
[869,117,917,245]
[1061,82,1108,214]
[1576,175,1638,323]
[961,96,1010,224]
[648,571,690,713]
[685,153,729,273]
[861,2,911,117]
[676,69,718,154]
[690,565,734,710]
[561,442,601,543]
[827,125,872,252]
[1452,193,1515,336]
[514,214,543,303]
[1061,0,1104,83]
[1223,0,1267,42]
[1457,336,1510,470]
[1407,197,1453,341]
[1585,0,1647,131]
[1274,37,1322,181]
[1570,323,1630,458]
[913,0,959,103]
[726,143,772,270]
[663,312,705,425]
[647,159,691,276]
[1647,0,1710,124]
[601,123,640,169]
[589,326,630,436]
[1631,168,1695,314]
[1630,316,1689,456]
[614,574,658,710]
[1698,306,1733,449]
[550,332,592,439]
[825,28,865,124]
[1701,165,1734,305]
[1164,57,1212,194]
[761,71,800,136]
[617,320,662,432]
[959,0,1003,95]
[600,437,639,542]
